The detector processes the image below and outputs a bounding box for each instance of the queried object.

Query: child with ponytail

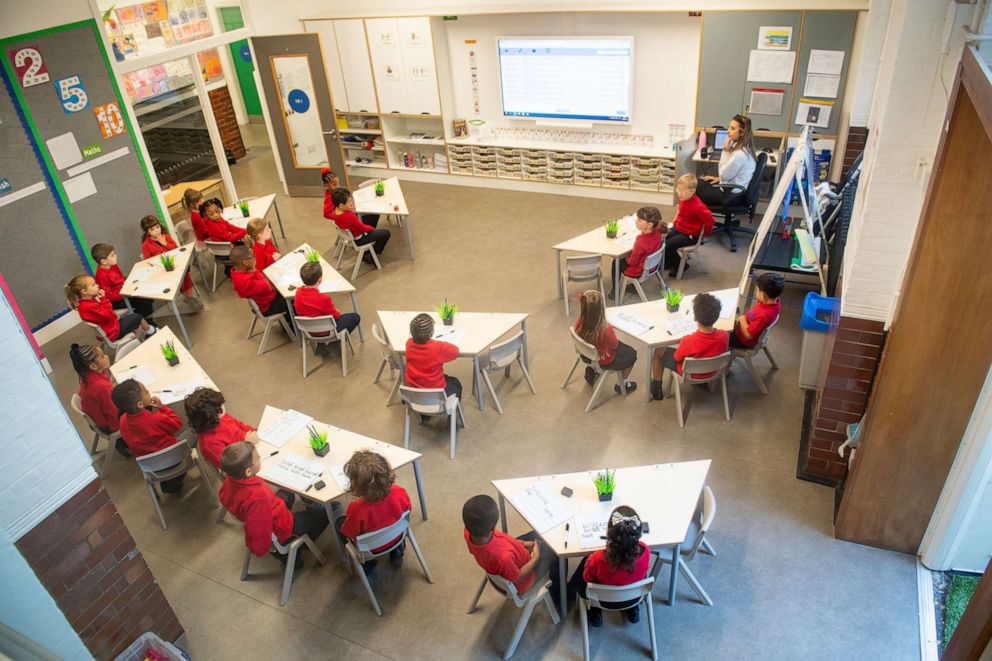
[140,215,202,312]
[66,274,156,342]
[68,343,130,457]
[575,290,637,394]
[245,218,281,270]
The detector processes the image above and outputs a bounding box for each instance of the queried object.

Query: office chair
[705,151,767,253]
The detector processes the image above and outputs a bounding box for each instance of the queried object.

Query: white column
[191,53,239,203]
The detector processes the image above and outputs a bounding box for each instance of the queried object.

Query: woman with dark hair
[696,114,757,208]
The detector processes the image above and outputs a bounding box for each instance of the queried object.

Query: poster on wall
[795,98,833,128]
[749,88,785,116]
[758,26,792,50]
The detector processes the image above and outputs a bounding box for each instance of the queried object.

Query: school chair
[134,439,219,530]
[730,320,779,394]
[663,352,733,429]
[332,226,382,281]
[204,240,234,291]
[371,323,404,406]
[344,511,433,616]
[69,393,121,476]
[82,316,138,360]
[618,246,666,303]
[399,385,467,460]
[562,328,631,413]
[246,300,297,356]
[358,179,402,227]
[704,152,767,253]
[295,314,357,377]
[562,255,606,316]
[478,331,536,415]
[675,232,709,281]
[241,532,326,606]
[175,220,209,289]
[579,552,663,661]
[467,572,560,660]
[113,337,141,362]
[656,485,717,606]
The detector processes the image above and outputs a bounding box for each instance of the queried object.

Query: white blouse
[719,149,756,190]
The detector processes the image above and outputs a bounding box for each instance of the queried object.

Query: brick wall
[800,316,886,483]
[15,480,183,659]
[842,126,868,179]
[209,85,246,160]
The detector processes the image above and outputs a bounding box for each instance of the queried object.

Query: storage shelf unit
[381,114,448,173]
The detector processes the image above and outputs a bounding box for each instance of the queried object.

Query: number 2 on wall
[94,102,126,139]
[9,47,50,87]
[55,75,89,113]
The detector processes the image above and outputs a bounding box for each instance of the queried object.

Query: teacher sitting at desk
[696,114,756,208]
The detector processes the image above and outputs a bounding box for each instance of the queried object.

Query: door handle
[322,131,338,139]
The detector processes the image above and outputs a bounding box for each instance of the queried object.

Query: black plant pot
[666,303,680,313]
[443,316,454,326]
[598,492,613,502]
[166,356,179,367]
[312,444,329,457]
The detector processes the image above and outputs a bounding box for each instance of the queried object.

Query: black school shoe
[614,382,637,395]
[584,366,597,386]
[115,438,133,458]
[390,540,406,565]
[650,380,664,401]
[587,607,603,627]
[624,604,640,623]
[272,549,305,572]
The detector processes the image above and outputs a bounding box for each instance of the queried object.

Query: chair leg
[241,549,252,580]
[351,251,363,281]
[301,535,327,565]
[646,594,658,660]
[350,548,383,616]
[211,260,219,292]
[721,373,731,421]
[456,401,467,429]
[763,345,779,370]
[281,543,300,606]
[563,276,571,316]
[370,249,382,271]
[543,591,560,624]
[744,354,768,395]
[701,538,717,556]
[676,255,687,281]
[580,598,591,661]
[561,355,581,389]
[449,409,457,459]
[468,575,488,613]
[656,269,668,293]
[247,315,258,339]
[679,563,713,606]
[215,505,228,524]
[404,408,412,450]
[373,358,387,384]
[278,316,297,343]
[90,432,100,455]
[335,242,346,269]
[258,320,273,356]
[585,372,610,413]
[598,275,606,304]
[147,480,168,530]
[387,375,402,407]
[674,376,685,429]
[194,252,208,290]
[341,338,348,378]
[616,370,628,396]
[632,279,647,303]
[103,439,116,476]
[482,371,502,415]
[518,357,538,394]
[505,599,538,659]
[406,529,433,583]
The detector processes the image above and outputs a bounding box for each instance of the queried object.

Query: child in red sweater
[665,174,715,277]
[335,450,411,574]
[246,218,281,271]
[139,216,202,312]
[293,262,361,336]
[66,274,155,342]
[111,379,185,492]
[731,273,783,349]
[185,388,258,469]
[219,442,329,561]
[405,313,461,402]
[325,187,390,262]
[575,290,637,394]
[91,243,154,322]
[230,246,292,326]
[651,292,729,399]
[183,188,208,243]
[612,206,666,296]
[567,506,652,626]
[200,197,247,244]
[69,343,131,457]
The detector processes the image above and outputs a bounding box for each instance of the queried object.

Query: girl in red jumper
[567,506,652,627]
[65,274,155,342]
[575,290,637,394]
[404,313,461,402]
[612,206,666,297]
[245,218,281,271]
[69,343,131,457]
[139,216,202,312]
[182,188,208,243]
[199,197,247,244]
[185,388,258,469]
[336,450,412,573]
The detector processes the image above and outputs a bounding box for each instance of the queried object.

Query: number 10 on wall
[55,75,88,113]
[94,102,126,139]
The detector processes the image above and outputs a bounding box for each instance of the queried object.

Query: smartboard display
[497,37,634,123]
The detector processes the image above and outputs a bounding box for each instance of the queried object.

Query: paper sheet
[46,132,82,170]
[746,50,795,83]
[222,209,243,221]
[276,251,308,272]
[795,99,833,128]
[613,233,636,249]
[576,511,609,549]
[259,408,314,448]
[803,73,840,99]
[154,375,210,405]
[808,49,845,75]
[63,172,97,203]
[318,278,349,293]
[508,482,572,534]
[126,264,157,283]
[610,311,655,337]
[265,453,325,492]
[329,464,350,491]
[749,88,785,116]
[114,365,156,386]
[128,282,172,298]
[666,316,697,337]
[714,291,739,320]
[432,326,468,347]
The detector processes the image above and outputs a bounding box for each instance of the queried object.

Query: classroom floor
[45,133,921,660]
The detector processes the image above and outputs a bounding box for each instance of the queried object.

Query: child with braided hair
[404,313,462,403]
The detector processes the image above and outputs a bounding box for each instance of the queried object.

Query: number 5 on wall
[55,75,88,113]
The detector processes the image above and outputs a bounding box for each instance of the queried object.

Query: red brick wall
[14,480,183,659]
[801,316,886,482]
[842,126,868,180]
[209,85,246,160]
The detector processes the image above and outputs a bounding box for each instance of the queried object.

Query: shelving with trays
[381,114,448,173]
[447,145,474,175]
[496,148,522,180]
[471,146,498,178]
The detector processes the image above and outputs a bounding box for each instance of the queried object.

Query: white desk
[377,310,529,411]
[493,460,711,614]
[553,215,638,306]
[120,242,197,347]
[606,288,739,402]
[108,327,218,409]
[352,177,414,259]
[262,243,364,342]
[222,193,285,242]
[255,405,427,562]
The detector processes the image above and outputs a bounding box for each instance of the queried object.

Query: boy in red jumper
[650,292,729,400]
[230,246,293,327]
[665,174,715,277]
[219,442,329,563]
[731,273,784,349]
[293,262,361,336]
[91,243,154,322]
[325,187,390,262]
[405,313,461,403]
[335,450,411,574]
[612,206,666,296]
[185,388,258,469]
[111,379,186,492]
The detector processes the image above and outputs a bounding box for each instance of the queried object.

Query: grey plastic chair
[468,573,560,659]
[295,314,356,377]
[664,352,732,428]
[241,532,326,606]
[562,255,606,315]
[113,337,141,362]
[246,299,297,356]
[580,552,662,661]
[372,323,404,406]
[561,328,629,413]
[82,318,138,360]
[176,220,209,289]
[344,511,433,616]
[479,331,536,415]
[134,439,218,530]
[204,240,234,291]
[730,319,779,395]
[618,246,666,303]
[675,232,709,280]
[656,485,717,606]
[69,392,121,476]
[400,385,466,460]
[333,226,381,280]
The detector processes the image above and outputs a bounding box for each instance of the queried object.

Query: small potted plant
[160,254,175,272]
[373,179,386,197]
[307,425,329,457]
[436,299,458,326]
[593,469,615,502]
[237,200,250,218]
[605,218,619,238]
[160,340,179,366]
[304,248,321,263]
[664,287,683,313]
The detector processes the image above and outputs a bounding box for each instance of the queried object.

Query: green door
[219,7,262,117]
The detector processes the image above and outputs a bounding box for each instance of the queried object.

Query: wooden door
[835,47,992,552]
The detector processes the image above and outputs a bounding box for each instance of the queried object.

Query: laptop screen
[713,129,729,151]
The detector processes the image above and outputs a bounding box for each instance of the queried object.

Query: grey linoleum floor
[45,128,920,660]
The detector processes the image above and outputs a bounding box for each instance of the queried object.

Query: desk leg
[521,319,530,369]
[474,356,486,411]
[273,200,287,240]
[555,249,563,299]
[558,557,568,616]
[498,493,508,533]
[645,344,653,403]
[614,258,621,306]
[668,543,681,605]
[412,459,428,520]
[171,300,192,348]
[405,215,415,260]
[324,501,347,564]
[287,303,301,347]
[349,292,365,342]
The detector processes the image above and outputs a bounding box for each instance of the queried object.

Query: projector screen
[497,37,634,123]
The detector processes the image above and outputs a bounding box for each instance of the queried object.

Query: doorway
[219,6,262,121]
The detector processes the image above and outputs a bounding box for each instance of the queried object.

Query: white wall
[0,0,92,39]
